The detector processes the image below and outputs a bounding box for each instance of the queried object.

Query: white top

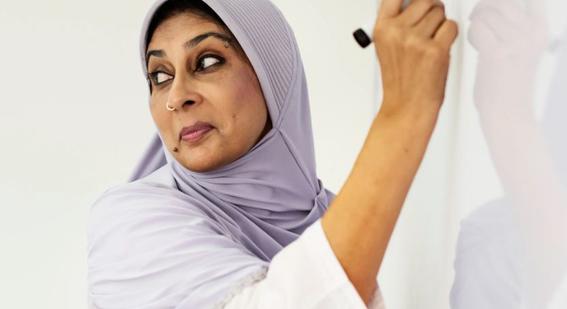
[88,214,385,309]
[219,218,385,309]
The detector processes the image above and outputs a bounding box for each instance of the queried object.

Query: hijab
[88,0,335,307]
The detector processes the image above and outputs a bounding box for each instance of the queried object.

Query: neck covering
[88,1,335,306]
[131,0,334,261]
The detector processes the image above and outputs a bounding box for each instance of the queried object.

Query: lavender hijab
[87,0,334,307]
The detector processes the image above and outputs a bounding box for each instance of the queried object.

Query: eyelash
[147,54,225,86]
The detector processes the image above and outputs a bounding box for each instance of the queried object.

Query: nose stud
[166,102,176,111]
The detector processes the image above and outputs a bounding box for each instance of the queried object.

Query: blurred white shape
[451,0,567,308]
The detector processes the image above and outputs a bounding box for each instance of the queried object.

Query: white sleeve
[217,219,386,309]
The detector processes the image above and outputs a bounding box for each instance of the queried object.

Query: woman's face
[146,12,271,173]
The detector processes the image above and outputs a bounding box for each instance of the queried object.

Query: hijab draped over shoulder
[87,0,335,307]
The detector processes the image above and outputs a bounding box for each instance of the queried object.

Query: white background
[1,0,565,308]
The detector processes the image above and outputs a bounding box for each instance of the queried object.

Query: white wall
[0,0,379,307]
[2,0,565,308]
[0,1,158,307]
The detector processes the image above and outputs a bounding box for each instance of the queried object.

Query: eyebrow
[146,31,233,65]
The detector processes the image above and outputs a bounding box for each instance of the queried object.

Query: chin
[181,159,216,173]
[178,153,224,173]
[176,138,243,173]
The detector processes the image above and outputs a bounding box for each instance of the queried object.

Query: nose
[165,74,202,111]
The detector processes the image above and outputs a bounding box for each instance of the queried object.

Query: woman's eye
[196,55,223,71]
[149,71,173,85]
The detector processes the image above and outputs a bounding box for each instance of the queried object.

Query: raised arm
[321,0,458,304]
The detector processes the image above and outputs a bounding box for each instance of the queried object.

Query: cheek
[150,100,165,130]
[225,69,267,129]
[150,98,175,143]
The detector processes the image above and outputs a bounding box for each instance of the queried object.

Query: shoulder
[87,166,220,249]
[457,198,518,249]
[454,197,522,269]
[87,166,267,308]
[451,198,524,307]
[90,165,202,219]
[91,165,177,207]
[451,198,523,294]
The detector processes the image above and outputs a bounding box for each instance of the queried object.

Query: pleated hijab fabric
[87,0,335,307]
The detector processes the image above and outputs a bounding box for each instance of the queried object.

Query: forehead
[147,12,227,49]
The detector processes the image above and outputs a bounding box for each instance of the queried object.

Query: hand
[373,0,459,118]
[469,0,548,61]
[469,0,549,113]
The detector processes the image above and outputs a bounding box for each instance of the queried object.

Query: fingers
[399,0,443,25]
[434,19,459,47]
[376,0,458,50]
[471,7,519,42]
[414,4,446,37]
[468,19,499,52]
[471,0,526,24]
[378,0,405,19]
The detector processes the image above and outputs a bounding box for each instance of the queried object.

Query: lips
[179,121,214,143]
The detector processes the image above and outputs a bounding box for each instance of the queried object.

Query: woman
[87,0,458,308]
